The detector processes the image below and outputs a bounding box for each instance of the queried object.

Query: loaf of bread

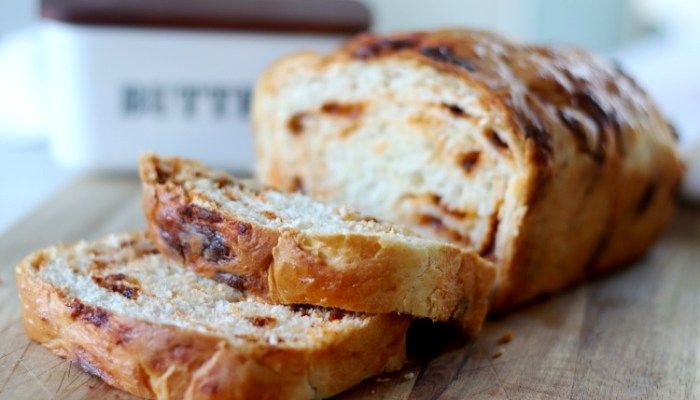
[16,232,409,400]
[252,29,683,309]
[140,154,494,333]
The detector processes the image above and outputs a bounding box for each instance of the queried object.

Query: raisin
[215,272,247,291]
[558,109,604,163]
[91,274,140,300]
[420,46,476,72]
[320,102,363,117]
[159,229,184,258]
[203,231,232,262]
[68,300,109,327]
[288,113,306,135]
[261,210,278,220]
[486,129,509,151]
[236,222,251,235]
[291,176,305,193]
[458,151,481,173]
[442,102,470,118]
[573,90,619,140]
[247,316,277,327]
[182,205,223,223]
[352,37,419,59]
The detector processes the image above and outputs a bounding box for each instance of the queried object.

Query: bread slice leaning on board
[16,232,409,400]
[140,154,495,334]
[252,29,684,309]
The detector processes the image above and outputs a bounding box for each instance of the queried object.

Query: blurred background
[0,0,699,233]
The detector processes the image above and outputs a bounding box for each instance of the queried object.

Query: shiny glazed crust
[252,29,683,309]
[140,154,493,333]
[15,235,409,400]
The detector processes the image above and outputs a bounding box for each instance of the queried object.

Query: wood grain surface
[1,174,699,399]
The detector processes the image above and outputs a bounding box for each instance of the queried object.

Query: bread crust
[140,154,493,333]
[271,231,494,335]
[252,29,683,310]
[16,240,409,400]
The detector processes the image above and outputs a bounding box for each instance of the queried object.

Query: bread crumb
[498,331,514,344]
[375,376,390,382]
[402,372,415,381]
[492,348,505,359]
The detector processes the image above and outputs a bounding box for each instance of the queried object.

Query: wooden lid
[41,0,371,34]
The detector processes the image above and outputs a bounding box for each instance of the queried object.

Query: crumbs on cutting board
[492,330,514,358]
[498,330,514,344]
[492,347,505,359]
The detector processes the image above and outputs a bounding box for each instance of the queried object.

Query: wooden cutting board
[1,173,699,399]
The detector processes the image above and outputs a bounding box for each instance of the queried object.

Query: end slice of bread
[16,232,409,400]
[140,154,494,334]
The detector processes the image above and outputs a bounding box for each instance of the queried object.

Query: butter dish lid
[41,0,371,34]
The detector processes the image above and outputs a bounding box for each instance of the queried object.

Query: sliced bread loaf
[140,154,494,334]
[251,29,683,309]
[16,232,409,400]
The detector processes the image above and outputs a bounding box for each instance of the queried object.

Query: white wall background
[0,0,35,36]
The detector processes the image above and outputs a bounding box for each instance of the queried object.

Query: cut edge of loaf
[251,48,528,305]
[140,153,495,332]
[16,232,409,399]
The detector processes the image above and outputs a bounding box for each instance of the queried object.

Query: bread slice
[251,29,683,309]
[140,154,494,334]
[16,232,409,400]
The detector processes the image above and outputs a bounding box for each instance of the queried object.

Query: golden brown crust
[252,29,683,310]
[140,154,494,332]
[16,244,409,400]
[342,30,673,165]
[457,253,495,336]
[270,231,485,325]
